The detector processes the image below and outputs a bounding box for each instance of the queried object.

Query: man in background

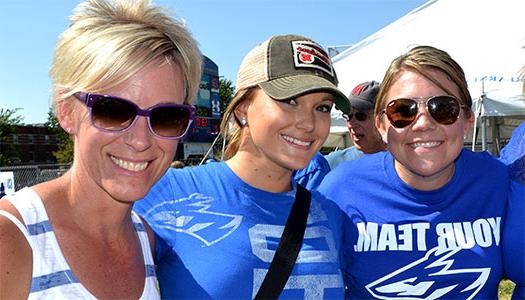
[325,81,386,169]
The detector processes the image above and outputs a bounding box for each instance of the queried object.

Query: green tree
[45,108,74,163]
[219,78,235,117]
[0,108,23,166]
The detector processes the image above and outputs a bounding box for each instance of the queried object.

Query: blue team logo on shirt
[142,193,243,246]
[365,247,490,299]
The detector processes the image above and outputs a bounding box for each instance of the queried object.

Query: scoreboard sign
[186,117,220,142]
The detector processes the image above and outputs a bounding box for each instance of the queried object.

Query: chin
[106,186,149,203]
[415,164,451,178]
[285,160,309,171]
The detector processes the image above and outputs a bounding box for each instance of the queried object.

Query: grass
[499,279,515,300]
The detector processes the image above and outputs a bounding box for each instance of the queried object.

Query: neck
[33,168,135,239]
[394,160,455,191]
[226,151,293,193]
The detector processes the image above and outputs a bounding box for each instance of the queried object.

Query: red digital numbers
[196,117,209,128]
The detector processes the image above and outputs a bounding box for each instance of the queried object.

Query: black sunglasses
[74,92,195,139]
[381,95,466,129]
[343,111,368,122]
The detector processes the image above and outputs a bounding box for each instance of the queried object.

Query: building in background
[177,55,221,162]
[1,124,59,165]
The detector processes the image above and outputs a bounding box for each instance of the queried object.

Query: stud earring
[381,133,388,144]
[240,117,247,126]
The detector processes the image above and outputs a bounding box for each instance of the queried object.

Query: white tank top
[0,187,160,299]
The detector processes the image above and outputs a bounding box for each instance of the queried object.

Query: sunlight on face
[376,69,473,190]
[72,59,186,202]
[243,89,333,172]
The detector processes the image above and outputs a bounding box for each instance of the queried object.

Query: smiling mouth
[410,141,442,148]
[110,155,149,172]
[282,135,312,147]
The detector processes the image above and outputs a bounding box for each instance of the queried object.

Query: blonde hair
[219,88,258,160]
[375,45,472,116]
[50,0,202,112]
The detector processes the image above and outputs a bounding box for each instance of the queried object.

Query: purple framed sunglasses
[74,92,195,139]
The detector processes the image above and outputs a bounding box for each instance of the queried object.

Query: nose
[411,103,437,131]
[295,108,315,132]
[123,116,153,152]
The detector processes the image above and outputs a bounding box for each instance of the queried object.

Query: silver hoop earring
[241,117,247,126]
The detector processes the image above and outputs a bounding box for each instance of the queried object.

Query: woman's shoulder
[141,162,234,205]
[329,151,387,177]
[457,149,510,185]
[159,162,224,186]
[319,152,387,200]
[170,161,226,176]
[461,148,508,170]
[0,197,32,299]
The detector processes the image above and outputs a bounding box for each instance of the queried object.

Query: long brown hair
[219,87,258,160]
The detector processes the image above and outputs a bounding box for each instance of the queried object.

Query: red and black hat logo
[292,40,334,78]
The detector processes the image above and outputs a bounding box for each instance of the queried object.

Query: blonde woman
[0,0,201,298]
[135,34,350,299]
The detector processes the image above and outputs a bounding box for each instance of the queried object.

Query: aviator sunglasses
[74,92,195,139]
[381,95,466,129]
[343,111,368,122]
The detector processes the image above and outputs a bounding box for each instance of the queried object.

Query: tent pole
[471,120,477,151]
[472,95,484,151]
[481,116,487,152]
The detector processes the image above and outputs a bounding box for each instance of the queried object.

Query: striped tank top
[0,187,160,299]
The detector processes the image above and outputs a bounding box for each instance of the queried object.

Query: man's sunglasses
[381,95,466,129]
[343,111,368,122]
[74,92,195,139]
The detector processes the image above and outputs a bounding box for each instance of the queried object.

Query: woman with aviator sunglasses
[0,0,201,299]
[319,45,511,299]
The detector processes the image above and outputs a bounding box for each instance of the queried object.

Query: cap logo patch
[299,52,314,63]
[351,83,367,96]
[292,40,334,77]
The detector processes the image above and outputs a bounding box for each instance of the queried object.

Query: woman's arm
[0,201,32,299]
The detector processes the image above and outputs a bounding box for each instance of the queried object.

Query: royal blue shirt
[319,149,510,299]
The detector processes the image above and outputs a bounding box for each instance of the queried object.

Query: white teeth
[110,156,148,171]
[412,141,441,148]
[282,135,311,147]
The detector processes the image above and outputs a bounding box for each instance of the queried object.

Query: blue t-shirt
[134,162,345,299]
[499,121,525,183]
[324,146,364,170]
[293,152,331,190]
[502,180,525,299]
[319,149,510,299]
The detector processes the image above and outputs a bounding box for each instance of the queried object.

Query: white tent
[326,109,351,148]
[328,0,525,153]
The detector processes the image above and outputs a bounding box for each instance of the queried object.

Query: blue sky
[0,0,427,124]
